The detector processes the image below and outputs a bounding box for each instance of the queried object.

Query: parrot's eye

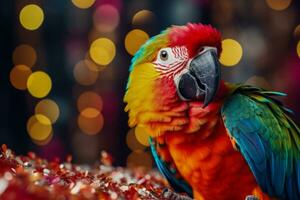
[155,47,185,67]
[160,50,168,61]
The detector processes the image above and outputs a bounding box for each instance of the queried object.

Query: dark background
[1,0,300,167]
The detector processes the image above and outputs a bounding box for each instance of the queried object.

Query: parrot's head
[124,23,223,136]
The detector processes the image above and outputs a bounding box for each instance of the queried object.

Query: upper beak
[175,47,220,107]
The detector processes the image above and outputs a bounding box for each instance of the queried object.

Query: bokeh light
[93,4,119,33]
[245,76,272,89]
[89,38,116,65]
[32,132,53,146]
[19,4,44,30]
[27,71,52,98]
[27,114,52,141]
[297,41,300,58]
[127,150,152,169]
[81,107,100,118]
[71,0,95,9]
[73,60,98,85]
[265,0,292,11]
[220,39,243,67]
[13,44,37,67]
[132,10,155,25]
[83,57,106,72]
[9,65,32,90]
[134,126,150,146]
[77,91,103,112]
[88,29,117,46]
[125,29,149,56]
[126,129,145,151]
[294,25,300,39]
[78,112,104,135]
[35,99,60,124]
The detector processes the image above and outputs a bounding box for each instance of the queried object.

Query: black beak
[175,48,220,107]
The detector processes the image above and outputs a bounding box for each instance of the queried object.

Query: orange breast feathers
[158,103,270,200]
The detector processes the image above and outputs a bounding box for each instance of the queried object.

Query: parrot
[124,23,300,200]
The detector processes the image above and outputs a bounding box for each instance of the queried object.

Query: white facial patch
[154,46,189,77]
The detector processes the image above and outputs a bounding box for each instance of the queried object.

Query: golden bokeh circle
[297,41,300,58]
[71,0,95,9]
[32,131,53,146]
[265,0,292,11]
[27,114,52,141]
[73,60,99,85]
[89,38,116,65]
[127,150,152,169]
[294,25,300,39]
[77,91,103,112]
[35,99,60,124]
[126,129,146,151]
[19,4,44,30]
[132,10,155,25]
[134,126,150,146]
[13,44,37,67]
[10,65,32,90]
[125,29,149,56]
[220,39,243,67]
[82,58,105,72]
[78,112,104,135]
[27,71,52,98]
[81,107,100,118]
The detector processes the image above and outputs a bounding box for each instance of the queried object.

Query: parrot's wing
[221,85,300,200]
[149,138,193,197]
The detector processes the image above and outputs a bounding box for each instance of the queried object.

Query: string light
[125,29,149,56]
[13,44,37,67]
[127,150,152,169]
[134,126,150,146]
[19,4,44,30]
[132,10,155,25]
[77,91,103,112]
[32,132,53,146]
[27,71,52,98]
[10,65,32,90]
[93,4,119,33]
[126,129,146,151]
[27,114,52,141]
[220,39,243,67]
[35,99,60,124]
[71,0,95,9]
[265,0,292,11]
[81,108,100,118]
[73,60,98,86]
[77,112,104,135]
[83,58,106,72]
[89,38,116,65]
[294,25,300,39]
[297,41,300,58]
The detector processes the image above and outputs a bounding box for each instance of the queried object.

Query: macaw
[124,23,300,200]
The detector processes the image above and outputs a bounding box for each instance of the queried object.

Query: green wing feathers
[221,85,300,199]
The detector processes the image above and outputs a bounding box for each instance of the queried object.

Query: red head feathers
[169,23,222,57]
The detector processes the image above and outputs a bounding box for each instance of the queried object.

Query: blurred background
[1,0,300,168]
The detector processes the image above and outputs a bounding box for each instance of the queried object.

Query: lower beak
[175,48,220,107]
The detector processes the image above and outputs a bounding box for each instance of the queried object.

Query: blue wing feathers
[270,152,286,195]
[296,160,300,192]
[149,138,193,197]
[238,130,266,170]
[222,85,300,199]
